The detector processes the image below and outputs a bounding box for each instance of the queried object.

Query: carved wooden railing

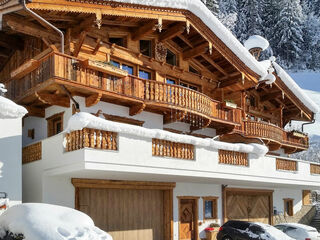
[310,164,320,175]
[5,52,242,125]
[241,120,309,150]
[152,139,194,160]
[22,142,42,164]
[65,128,117,152]
[276,158,297,172]
[218,150,248,166]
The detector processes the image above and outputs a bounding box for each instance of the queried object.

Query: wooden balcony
[240,120,308,153]
[22,142,42,164]
[5,52,241,133]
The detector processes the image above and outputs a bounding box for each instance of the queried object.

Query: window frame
[202,196,218,220]
[139,39,153,57]
[166,48,177,66]
[109,37,127,48]
[46,112,64,137]
[139,68,153,80]
[110,59,135,75]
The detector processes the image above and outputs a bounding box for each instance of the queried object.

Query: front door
[179,199,197,240]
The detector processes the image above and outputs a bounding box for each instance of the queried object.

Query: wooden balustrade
[244,121,283,143]
[276,158,297,172]
[152,139,194,160]
[310,164,320,175]
[22,142,42,164]
[218,150,248,166]
[65,128,117,152]
[283,131,309,148]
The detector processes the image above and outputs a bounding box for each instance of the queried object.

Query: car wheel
[222,236,233,240]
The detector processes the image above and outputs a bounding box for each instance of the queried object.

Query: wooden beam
[24,106,45,118]
[201,54,228,76]
[159,23,185,42]
[219,77,242,88]
[73,31,87,57]
[183,42,208,60]
[102,19,140,27]
[0,32,24,50]
[71,15,95,37]
[129,103,146,116]
[4,15,60,42]
[260,91,282,102]
[92,38,102,55]
[131,20,156,41]
[178,34,193,48]
[85,93,102,107]
[163,111,186,124]
[35,92,70,108]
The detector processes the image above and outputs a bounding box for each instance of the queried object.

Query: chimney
[244,35,269,61]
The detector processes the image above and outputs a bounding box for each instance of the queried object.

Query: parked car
[275,223,320,240]
[217,220,294,240]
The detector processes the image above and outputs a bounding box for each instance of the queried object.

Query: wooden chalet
[0,0,318,240]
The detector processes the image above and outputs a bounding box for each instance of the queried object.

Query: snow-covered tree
[202,0,219,16]
[271,0,304,68]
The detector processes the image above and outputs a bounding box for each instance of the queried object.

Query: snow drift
[0,203,112,240]
[65,112,269,157]
[0,96,27,119]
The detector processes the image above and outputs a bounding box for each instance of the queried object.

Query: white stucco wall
[0,118,22,206]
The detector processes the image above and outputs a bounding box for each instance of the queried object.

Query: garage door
[225,189,273,224]
[73,179,175,240]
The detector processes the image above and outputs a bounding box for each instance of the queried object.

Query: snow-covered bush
[0,203,112,240]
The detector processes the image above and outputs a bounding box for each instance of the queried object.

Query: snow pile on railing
[272,62,319,113]
[0,96,27,119]
[111,0,266,77]
[0,203,112,240]
[66,112,268,158]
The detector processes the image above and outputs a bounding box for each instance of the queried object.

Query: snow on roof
[244,35,270,51]
[66,112,269,157]
[110,0,267,77]
[0,203,112,240]
[0,96,27,119]
[272,62,320,113]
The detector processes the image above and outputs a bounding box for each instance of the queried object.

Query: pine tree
[202,0,220,16]
[219,0,238,33]
[271,0,304,68]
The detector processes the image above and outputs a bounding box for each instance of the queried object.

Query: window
[140,40,152,57]
[189,65,199,75]
[122,64,134,75]
[47,112,64,137]
[249,95,256,107]
[109,37,125,47]
[203,197,218,220]
[139,69,151,80]
[180,81,199,91]
[166,78,176,85]
[166,49,177,66]
[284,199,294,216]
[110,60,120,68]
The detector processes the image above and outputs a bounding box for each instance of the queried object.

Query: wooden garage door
[78,188,164,240]
[226,190,272,224]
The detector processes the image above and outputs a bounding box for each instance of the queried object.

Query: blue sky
[289,72,320,91]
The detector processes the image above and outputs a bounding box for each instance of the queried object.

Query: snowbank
[273,62,319,113]
[0,96,27,119]
[65,112,268,157]
[108,0,267,77]
[244,35,270,51]
[0,203,112,240]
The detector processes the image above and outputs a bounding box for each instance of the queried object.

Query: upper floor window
[166,78,176,85]
[47,112,64,137]
[140,40,152,57]
[110,60,134,75]
[110,60,120,68]
[109,37,126,47]
[180,81,199,91]
[166,49,177,66]
[139,69,152,80]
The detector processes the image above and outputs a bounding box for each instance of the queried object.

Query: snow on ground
[0,96,27,119]
[244,35,270,51]
[66,112,268,157]
[0,203,112,240]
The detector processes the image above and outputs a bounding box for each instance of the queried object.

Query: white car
[275,223,320,240]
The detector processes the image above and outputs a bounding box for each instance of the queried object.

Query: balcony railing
[276,158,297,172]
[218,150,248,167]
[241,120,309,151]
[22,142,42,164]
[152,138,194,160]
[5,52,242,127]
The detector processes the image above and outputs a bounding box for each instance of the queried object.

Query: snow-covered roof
[0,96,27,119]
[109,0,267,77]
[244,35,270,51]
[272,62,320,113]
[0,203,112,240]
[66,112,269,157]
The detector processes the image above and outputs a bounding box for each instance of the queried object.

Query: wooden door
[226,192,271,224]
[78,188,165,240]
[179,199,197,240]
